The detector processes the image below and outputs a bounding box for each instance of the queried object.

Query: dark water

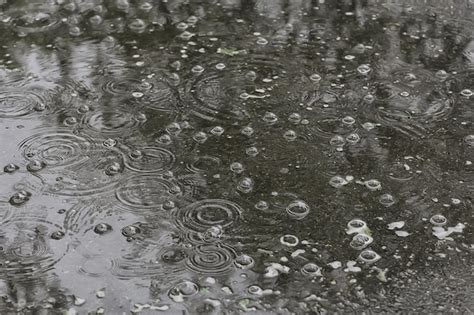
[0,0,473,313]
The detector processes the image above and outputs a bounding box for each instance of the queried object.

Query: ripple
[19,129,95,168]
[0,202,16,224]
[124,146,175,173]
[116,175,183,211]
[185,156,222,174]
[174,199,242,233]
[99,77,154,96]
[10,11,60,34]
[185,244,236,276]
[78,255,117,277]
[0,89,52,119]
[82,109,145,136]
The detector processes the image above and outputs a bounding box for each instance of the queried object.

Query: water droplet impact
[245,71,257,81]
[245,147,259,157]
[357,64,371,75]
[201,225,224,242]
[310,74,322,82]
[9,190,31,206]
[26,159,46,172]
[342,116,356,125]
[210,126,224,136]
[283,130,297,141]
[435,70,448,80]
[185,244,236,275]
[63,116,78,126]
[105,162,121,176]
[347,219,367,234]
[4,163,19,173]
[241,126,254,137]
[193,131,208,144]
[166,122,182,136]
[378,193,395,207]
[301,263,321,277]
[161,248,186,264]
[263,112,278,125]
[286,200,310,220]
[234,254,255,269]
[256,37,268,45]
[103,138,117,148]
[192,65,204,74]
[350,233,373,250]
[94,223,112,235]
[255,200,269,211]
[460,89,473,97]
[288,113,302,124]
[237,177,254,193]
[329,176,348,188]
[230,162,244,174]
[330,135,345,147]
[430,214,447,227]
[121,224,141,238]
[365,179,382,191]
[168,281,199,302]
[280,234,299,247]
[129,19,146,33]
[248,285,263,296]
[358,250,380,263]
[346,133,360,144]
[215,63,226,70]
[464,135,474,146]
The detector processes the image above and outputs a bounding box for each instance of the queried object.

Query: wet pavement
[0,0,473,313]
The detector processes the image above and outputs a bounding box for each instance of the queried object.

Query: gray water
[0,0,473,313]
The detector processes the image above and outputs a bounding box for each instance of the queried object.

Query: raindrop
[256,37,268,45]
[358,250,380,263]
[169,281,199,302]
[63,116,77,126]
[105,162,121,176]
[201,225,224,242]
[121,224,141,238]
[430,214,447,227]
[248,285,263,296]
[130,150,143,160]
[435,70,448,80]
[162,248,186,264]
[34,103,46,111]
[26,159,45,172]
[132,92,143,98]
[301,263,321,277]
[162,200,176,210]
[235,254,255,269]
[350,233,373,250]
[241,126,254,137]
[135,112,147,122]
[4,163,19,173]
[310,74,322,82]
[329,176,348,188]
[330,135,345,146]
[347,219,367,234]
[51,231,65,240]
[129,19,146,33]
[399,91,410,97]
[363,94,375,103]
[230,162,244,174]
[378,193,395,207]
[237,177,254,193]
[215,63,226,70]
[193,131,208,144]
[103,138,117,148]
[157,134,172,145]
[77,104,90,114]
[166,123,182,135]
[245,71,257,81]
[94,223,112,235]
[280,234,299,247]
[346,133,360,144]
[460,89,473,97]
[210,126,224,136]
[9,190,31,206]
[288,113,302,124]
[192,65,204,74]
[286,200,310,220]
[357,64,371,75]
[255,201,269,211]
[245,147,259,157]
[342,116,356,125]
[365,179,381,191]
[176,22,188,31]
[464,135,474,146]
[283,130,297,141]
[263,112,278,125]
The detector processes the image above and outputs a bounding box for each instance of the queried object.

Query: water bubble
[365,179,382,191]
[301,263,321,277]
[329,176,348,188]
[245,71,257,81]
[201,225,224,242]
[345,55,356,60]
[435,70,448,80]
[357,64,371,75]
[132,92,143,98]
[210,126,224,136]
[378,193,395,207]
[130,150,143,160]
[310,74,322,82]
[347,219,367,234]
[105,162,122,176]
[245,147,259,157]
[237,177,254,193]
[162,200,176,210]
[342,116,356,125]
[34,103,46,111]
[9,190,31,206]
[346,133,360,144]
[161,248,186,264]
[399,91,410,97]
[69,26,82,36]
[330,135,345,147]
[103,138,117,148]
[116,0,130,11]
[77,104,90,114]
[179,31,194,40]
[51,231,65,240]
[176,22,188,31]
[286,200,310,220]
[192,65,204,74]
[121,224,141,238]
[169,281,199,302]
[230,162,245,174]
[256,37,268,45]
[283,130,297,141]
[235,254,255,269]
[157,134,172,145]
[430,214,447,226]
[94,223,112,235]
[255,201,269,211]
[350,233,373,250]
[363,94,375,103]
[166,122,182,136]
[288,113,302,124]
[26,159,45,172]
[215,63,226,70]
[193,131,208,144]
[263,112,278,125]
[63,116,78,126]
[280,234,299,247]
[358,250,380,264]
[460,89,473,97]
[241,126,254,137]
[140,2,153,11]
[464,135,474,146]
[89,14,103,26]
[4,163,19,173]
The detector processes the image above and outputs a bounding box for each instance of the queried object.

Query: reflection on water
[0,0,473,313]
